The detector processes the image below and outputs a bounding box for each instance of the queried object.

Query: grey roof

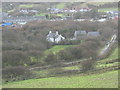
[111,11,118,13]
[47,33,59,38]
[108,11,119,14]
[88,32,100,36]
[75,30,87,35]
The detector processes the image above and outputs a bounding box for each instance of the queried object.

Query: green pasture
[98,8,118,12]
[3,70,118,88]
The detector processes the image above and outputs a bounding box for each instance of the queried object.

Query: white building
[46,31,65,43]
[97,18,107,22]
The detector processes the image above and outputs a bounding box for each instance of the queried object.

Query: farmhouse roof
[87,32,100,36]
[75,30,87,35]
[47,32,59,38]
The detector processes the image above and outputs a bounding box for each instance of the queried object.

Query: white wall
[47,37,54,42]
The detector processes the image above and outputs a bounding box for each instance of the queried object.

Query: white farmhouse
[46,31,65,43]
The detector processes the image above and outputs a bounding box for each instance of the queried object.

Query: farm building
[74,30,87,40]
[46,31,65,43]
[74,30,100,40]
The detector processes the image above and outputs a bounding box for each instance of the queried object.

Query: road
[99,34,117,56]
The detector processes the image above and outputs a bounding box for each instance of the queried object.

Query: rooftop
[75,30,87,35]
[88,32,100,36]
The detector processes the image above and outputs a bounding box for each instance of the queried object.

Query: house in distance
[46,31,65,43]
[74,30,100,40]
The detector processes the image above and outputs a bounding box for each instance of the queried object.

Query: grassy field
[44,45,74,54]
[7,9,15,13]
[64,66,79,70]
[56,3,66,9]
[2,46,119,88]
[3,70,118,88]
[87,2,109,6]
[34,13,66,18]
[34,13,46,16]
[108,47,118,60]
[98,8,118,12]
[19,4,34,8]
[56,14,66,17]
[3,46,119,88]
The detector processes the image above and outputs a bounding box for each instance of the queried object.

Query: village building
[97,18,107,22]
[107,11,119,20]
[79,8,91,12]
[87,32,100,37]
[74,30,100,40]
[74,30,87,40]
[19,9,38,14]
[46,31,65,43]
[107,11,118,17]
[2,16,46,23]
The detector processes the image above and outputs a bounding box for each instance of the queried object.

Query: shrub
[58,39,81,45]
[57,49,75,61]
[48,67,64,76]
[2,66,33,82]
[81,59,96,72]
[44,52,59,64]
[2,50,29,68]
[57,39,101,61]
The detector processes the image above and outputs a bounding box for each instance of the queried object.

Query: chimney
[56,31,59,35]
[49,31,52,34]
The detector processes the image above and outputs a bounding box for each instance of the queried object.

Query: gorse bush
[2,66,33,82]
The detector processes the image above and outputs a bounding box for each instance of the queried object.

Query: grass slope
[19,4,34,8]
[56,3,65,9]
[44,45,74,54]
[3,70,118,88]
[87,2,109,6]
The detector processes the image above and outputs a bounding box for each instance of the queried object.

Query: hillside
[3,46,119,88]
[2,2,119,88]
[3,70,118,88]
